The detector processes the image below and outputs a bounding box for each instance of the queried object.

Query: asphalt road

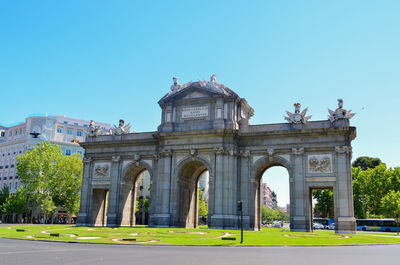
[1,238,399,265]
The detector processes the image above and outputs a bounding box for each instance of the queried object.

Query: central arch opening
[254,161,290,230]
[176,160,209,228]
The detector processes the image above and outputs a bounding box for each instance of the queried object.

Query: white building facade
[0,115,110,193]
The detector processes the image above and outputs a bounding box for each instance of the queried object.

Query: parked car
[327,223,335,230]
[313,223,325,229]
[272,221,281,228]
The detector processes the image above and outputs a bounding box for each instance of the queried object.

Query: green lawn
[0,225,399,246]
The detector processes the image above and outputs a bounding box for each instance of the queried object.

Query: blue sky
[1,1,399,206]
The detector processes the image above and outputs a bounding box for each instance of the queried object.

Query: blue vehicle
[356,219,400,232]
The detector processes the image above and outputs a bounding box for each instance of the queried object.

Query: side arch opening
[119,164,152,226]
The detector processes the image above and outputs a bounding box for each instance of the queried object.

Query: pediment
[159,82,237,105]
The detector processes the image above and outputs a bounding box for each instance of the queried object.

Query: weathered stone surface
[77,77,356,234]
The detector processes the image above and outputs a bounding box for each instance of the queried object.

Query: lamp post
[360,195,366,219]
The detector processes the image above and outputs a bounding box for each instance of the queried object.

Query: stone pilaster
[334,146,356,234]
[291,148,307,232]
[77,157,92,226]
[106,155,121,226]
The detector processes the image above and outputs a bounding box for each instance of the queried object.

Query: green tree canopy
[17,142,83,217]
[1,186,28,215]
[352,164,400,218]
[198,189,208,218]
[312,189,334,218]
[352,156,383,170]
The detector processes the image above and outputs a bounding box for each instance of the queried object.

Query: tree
[352,164,400,218]
[198,189,208,218]
[261,206,288,222]
[0,185,10,211]
[17,142,83,221]
[1,186,28,217]
[312,189,334,218]
[380,191,400,218]
[352,156,383,170]
[51,153,83,215]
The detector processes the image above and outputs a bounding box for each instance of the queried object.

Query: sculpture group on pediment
[170,77,181,92]
[110,119,131,136]
[86,120,103,137]
[328,98,356,122]
[284,103,311,124]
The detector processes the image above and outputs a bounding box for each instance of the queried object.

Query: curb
[1,236,400,248]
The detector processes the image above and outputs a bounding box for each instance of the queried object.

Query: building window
[5,165,8,168]
[77,130,82,136]
[15,182,18,189]
[66,150,71,156]
[67,128,73,135]
[10,164,14,168]
[9,176,12,179]
[64,121,68,124]
[57,127,63,133]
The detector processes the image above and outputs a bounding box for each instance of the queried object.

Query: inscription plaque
[182,106,208,119]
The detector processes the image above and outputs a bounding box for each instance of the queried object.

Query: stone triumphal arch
[77,75,357,233]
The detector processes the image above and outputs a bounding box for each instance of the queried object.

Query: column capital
[214,147,224,155]
[239,150,250,157]
[83,157,92,164]
[335,146,352,154]
[292,148,304,155]
[160,149,172,157]
[111,155,121,162]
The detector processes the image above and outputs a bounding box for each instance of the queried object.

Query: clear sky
[1,1,399,204]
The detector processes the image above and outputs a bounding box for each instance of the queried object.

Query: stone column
[335,146,356,234]
[291,148,307,232]
[77,157,92,226]
[106,155,121,226]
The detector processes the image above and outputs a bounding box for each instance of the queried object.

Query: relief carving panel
[307,154,332,174]
[93,163,111,178]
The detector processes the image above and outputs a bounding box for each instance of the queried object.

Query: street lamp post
[360,195,366,219]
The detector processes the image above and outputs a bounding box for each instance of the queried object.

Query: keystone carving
[190,148,197,156]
